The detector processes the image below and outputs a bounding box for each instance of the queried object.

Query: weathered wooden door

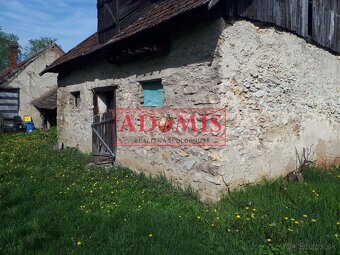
[91,87,116,164]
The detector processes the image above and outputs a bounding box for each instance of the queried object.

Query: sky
[0,0,97,52]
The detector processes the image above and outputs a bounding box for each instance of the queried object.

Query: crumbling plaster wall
[217,20,340,190]
[58,18,340,202]
[2,47,62,128]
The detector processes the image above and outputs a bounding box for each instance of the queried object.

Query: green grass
[0,129,339,255]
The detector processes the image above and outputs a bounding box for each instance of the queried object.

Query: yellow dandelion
[211,224,215,227]
[291,218,295,221]
[245,207,249,210]
[227,229,231,232]
[336,222,340,225]
[284,217,289,220]
[294,221,299,225]
[311,219,317,223]
[246,217,251,221]
[303,214,308,218]
[253,208,257,212]
[335,234,339,238]
[197,216,201,219]
[148,234,153,238]
[266,238,272,243]
[77,241,82,246]
[236,215,241,219]
[288,228,293,232]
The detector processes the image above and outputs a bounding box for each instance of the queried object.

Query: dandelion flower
[253,208,257,212]
[77,241,82,246]
[227,229,231,232]
[303,214,308,218]
[266,238,272,243]
[288,228,293,232]
[284,217,289,220]
[211,224,215,227]
[294,221,299,225]
[236,215,241,219]
[336,222,340,225]
[149,234,153,238]
[311,219,317,223]
[245,207,249,210]
[197,216,201,219]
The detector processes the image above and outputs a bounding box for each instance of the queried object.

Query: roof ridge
[0,43,64,84]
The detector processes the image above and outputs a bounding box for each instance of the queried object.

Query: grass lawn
[0,130,339,255]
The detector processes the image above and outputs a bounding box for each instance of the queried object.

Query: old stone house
[0,44,64,130]
[43,0,339,202]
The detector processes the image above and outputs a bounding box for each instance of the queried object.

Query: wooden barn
[43,0,339,201]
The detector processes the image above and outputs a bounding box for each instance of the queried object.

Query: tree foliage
[0,27,20,71]
[23,37,57,58]
[0,30,58,71]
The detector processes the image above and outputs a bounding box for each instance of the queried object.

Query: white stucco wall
[2,46,62,128]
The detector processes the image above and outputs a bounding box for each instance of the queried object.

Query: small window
[142,81,163,107]
[71,91,81,108]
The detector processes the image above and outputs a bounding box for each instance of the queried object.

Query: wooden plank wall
[226,0,340,53]
[97,0,149,44]
[312,0,339,52]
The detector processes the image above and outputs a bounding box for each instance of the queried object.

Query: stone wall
[57,18,340,202]
[2,46,62,128]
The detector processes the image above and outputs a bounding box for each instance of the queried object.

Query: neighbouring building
[0,44,63,130]
[43,0,339,202]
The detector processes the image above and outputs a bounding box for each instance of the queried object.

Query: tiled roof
[0,44,63,84]
[42,0,210,74]
[40,33,100,75]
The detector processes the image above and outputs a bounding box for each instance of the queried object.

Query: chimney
[9,43,19,70]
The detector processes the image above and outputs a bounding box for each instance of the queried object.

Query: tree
[0,27,20,71]
[23,37,57,58]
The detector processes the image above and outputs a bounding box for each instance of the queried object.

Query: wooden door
[91,88,116,164]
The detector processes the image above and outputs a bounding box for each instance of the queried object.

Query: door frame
[91,86,117,164]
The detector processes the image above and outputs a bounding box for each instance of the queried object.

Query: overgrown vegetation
[0,129,339,255]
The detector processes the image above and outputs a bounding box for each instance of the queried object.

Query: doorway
[91,86,117,164]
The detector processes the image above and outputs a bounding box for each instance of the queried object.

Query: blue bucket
[25,122,34,133]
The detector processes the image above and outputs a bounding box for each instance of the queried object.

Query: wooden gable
[97,0,150,44]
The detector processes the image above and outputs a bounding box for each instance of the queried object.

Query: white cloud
[0,0,97,52]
